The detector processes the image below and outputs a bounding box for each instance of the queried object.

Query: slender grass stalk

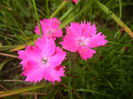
[95,0,133,38]
[0,91,48,96]
[32,0,42,34]
[60,2,90,28]
[50,1,68,18]
[108,41,121,45]
[60,16,75,28]
[68,55,73,99]
[118,0,122,19]
[0,84,51,98]
[112,2,133,9]
[75,89,107,96]
[10,41,34,52]
[0,45,16,51]
[0,52,18,58]
[59,6,74,21]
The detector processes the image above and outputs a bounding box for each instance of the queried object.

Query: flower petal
[88,32,108,48]
[17,46,41,63]
[35,37,56,57]
[48,47,66,67]
[43,65,65,84]
[22,61,44,83]
[78,47,96,60]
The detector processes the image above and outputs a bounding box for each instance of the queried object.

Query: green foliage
[0,0,133,99]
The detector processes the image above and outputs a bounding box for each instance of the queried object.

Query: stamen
[41,57,47,64]
[79,41,86,46]
[78,37,86,46]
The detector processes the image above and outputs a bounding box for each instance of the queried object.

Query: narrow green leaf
[50,1,68,18]
[118,0,122,19]
[0,83,51,98]
[32,0,42,34]
[59,6,74,21]
[75,89,105,96]
[0,45,16,51]
[10,41,34,52]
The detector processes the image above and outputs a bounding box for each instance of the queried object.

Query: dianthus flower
[64,0,78,4]
[18,36,66,83]
[34,18,62,39]
[72,0,78,4]
[60,22,108,60]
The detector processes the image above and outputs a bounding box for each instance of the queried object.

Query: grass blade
[95,0,133,38]
[32,0,42,34]
[50,1,68,18]
[10,41,34,52]
[0,84,51,98]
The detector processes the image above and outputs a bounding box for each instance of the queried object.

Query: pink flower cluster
[18,18,108,84]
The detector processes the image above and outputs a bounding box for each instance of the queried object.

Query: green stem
[10,41,34,52]
[60,2,90,28]
[59,6,74,21]
[60,16,75,29]
[118,0,122,19]
[32,0,42,34]
[95,0,133,38]
[50,1,68,18]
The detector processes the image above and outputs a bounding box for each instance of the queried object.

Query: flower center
[77,37,89,47]
[47,30,53,34]
[46,27,55,35]
[79,40,86,46]
[41,57,48,64]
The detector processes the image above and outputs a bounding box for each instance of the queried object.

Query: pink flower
[60,22,108,60]
[34,18,62,39]
[18,36,66,83]
[64,0,78,4]
[72,0,78,4]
